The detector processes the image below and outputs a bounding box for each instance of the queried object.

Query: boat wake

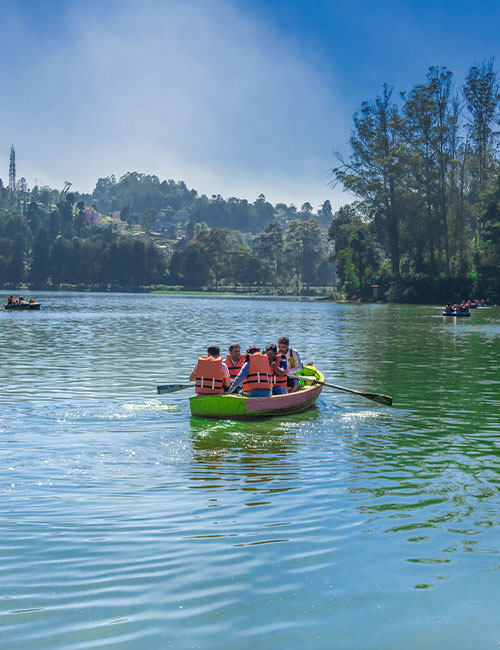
[123,399,179,411]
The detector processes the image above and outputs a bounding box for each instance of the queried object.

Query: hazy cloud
[0,0,349,208]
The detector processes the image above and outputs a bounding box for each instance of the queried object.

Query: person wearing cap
[228,345,272,397]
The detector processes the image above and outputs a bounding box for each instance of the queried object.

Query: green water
[1,294,499,649]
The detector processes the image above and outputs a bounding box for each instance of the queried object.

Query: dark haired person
[228,345,272,397]
[190,345,230,395]
[277,336,303,393]
[225,344,245,380]
[265,344,288,395]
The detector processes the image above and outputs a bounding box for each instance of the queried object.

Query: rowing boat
[4,302,41,310]
[189,365,324,420]
[442,310,470,317]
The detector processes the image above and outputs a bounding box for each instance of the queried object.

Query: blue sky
[0,0,499,209]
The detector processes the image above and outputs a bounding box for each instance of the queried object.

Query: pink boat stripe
[245,386,322,412]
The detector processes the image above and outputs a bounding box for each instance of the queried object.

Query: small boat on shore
[5,302,41,311]
[189,365,324,420]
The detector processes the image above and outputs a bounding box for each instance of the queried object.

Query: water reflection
[188,410,320,499]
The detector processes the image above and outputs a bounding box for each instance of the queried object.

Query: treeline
[170,220,333,291]
[0,207,165,289]
[0,187,333,291]
[330,60,500,302]
[86,173,334,232]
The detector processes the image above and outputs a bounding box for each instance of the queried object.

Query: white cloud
[0,0,351,209]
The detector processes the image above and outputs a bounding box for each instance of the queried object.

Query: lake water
[1,293,499,649]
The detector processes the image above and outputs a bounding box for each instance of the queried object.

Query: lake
[1,293,499,649]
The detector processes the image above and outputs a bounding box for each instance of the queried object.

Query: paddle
[157,383,194,395]
[292,375,392,406]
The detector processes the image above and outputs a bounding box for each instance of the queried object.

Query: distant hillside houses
[84,208,127,232]
[154,208,190,232]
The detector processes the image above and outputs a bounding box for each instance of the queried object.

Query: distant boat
[442,310,470,317]
[5,302,41,311]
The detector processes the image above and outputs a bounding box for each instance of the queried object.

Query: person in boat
[8,295,15,304]
[225,344,245,380]
[277,336,303,393]
[18,295,25,303]
[265,344,288,395]
[444,304,454,314]
[228,345,272,397]
[29,298,35,304]
[190,345,231,395]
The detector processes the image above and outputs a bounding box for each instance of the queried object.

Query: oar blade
[362,392,393,406]
[157,383,193,394]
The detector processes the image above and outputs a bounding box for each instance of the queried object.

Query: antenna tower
[9,145,16,191]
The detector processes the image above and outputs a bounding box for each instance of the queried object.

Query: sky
[0,0,499,210]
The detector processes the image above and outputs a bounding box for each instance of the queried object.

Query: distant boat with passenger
[4,295,41,310]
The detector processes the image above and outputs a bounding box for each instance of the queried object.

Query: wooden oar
[293,375,392,406]
[157,383,194,394]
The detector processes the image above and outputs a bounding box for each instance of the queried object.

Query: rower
[190,345,231,395]
[277,336,303,393]
[228,345,272,397]
[265,344,288,395]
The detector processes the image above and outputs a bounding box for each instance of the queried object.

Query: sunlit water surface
[1,293,499,649]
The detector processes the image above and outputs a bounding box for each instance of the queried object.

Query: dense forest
[0,174,334,293]
[1,59,500,301]
[331,60,500,302]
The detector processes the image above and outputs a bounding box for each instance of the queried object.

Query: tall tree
[463,59,500,187]
[333,84,403,274]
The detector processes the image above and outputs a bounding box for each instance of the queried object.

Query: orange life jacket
[225,354,245,379]
[242,353,272,392]
[270,355,288,389]
[195,356,225,395]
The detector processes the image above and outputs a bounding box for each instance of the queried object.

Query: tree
[317,200,333,229]
[31,228,51,284]
[401,67,460,275]
[26,200,44,235]
[50,238,73,285]
[284,219,325,292]
[333,84,404,274]
[328,204,378,296]
[6,233,25,283]
[463,59,500,187]
[253,221,284,289]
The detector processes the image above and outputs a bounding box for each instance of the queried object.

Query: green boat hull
[189,366,324,420]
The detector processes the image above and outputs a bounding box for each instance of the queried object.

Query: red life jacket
[195,356,225,395]
[225,354,245,379]
[242,353,272,392]
[270,355,288,389]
